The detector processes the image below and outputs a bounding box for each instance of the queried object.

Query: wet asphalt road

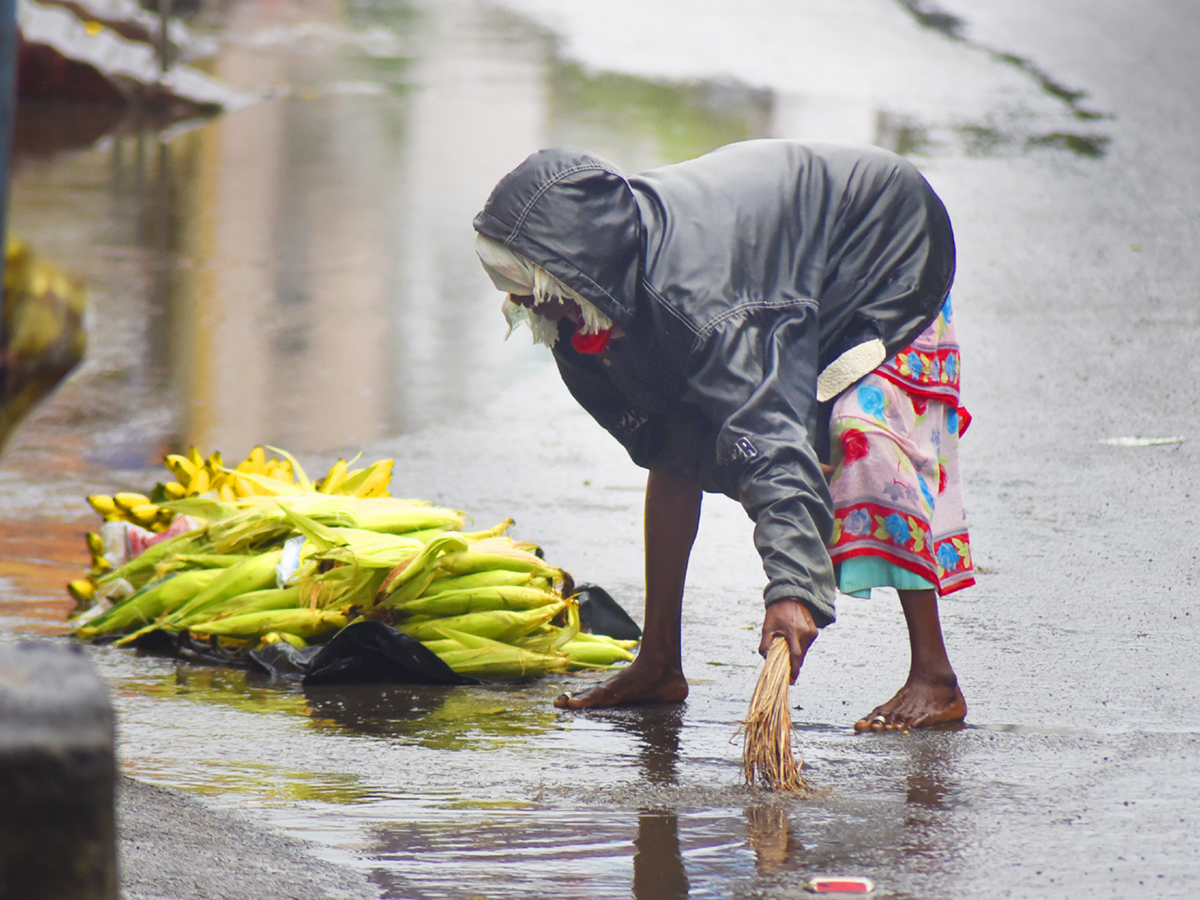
[5,0,1200,897]
[446,0,1200,893]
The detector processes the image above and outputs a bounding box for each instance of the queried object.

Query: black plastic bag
[576,584,642,641]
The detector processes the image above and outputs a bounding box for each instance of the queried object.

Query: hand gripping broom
[737,636,809,793]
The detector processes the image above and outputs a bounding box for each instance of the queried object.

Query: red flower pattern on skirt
[840,428,871,464]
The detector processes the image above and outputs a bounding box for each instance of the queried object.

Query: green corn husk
[173,586,303,629]
[374,532,472,605]
[399,599,568,644]
[432,549,561,580]
[98,527,208,589]
[423,569,542,594]
[419,638,465,656]
[312,528,425,569]
[188,606,351,639]
[429,630,569,681]
[387,585,563,618]
[298,561,389,611]
[509,599,581,653]
[160,550,284,626]
[568,631,640,650]
[165,553,254,568]
[560,639,636,667]
[352,503,465,536]
[75,567,223,638]
[154,553,254,580]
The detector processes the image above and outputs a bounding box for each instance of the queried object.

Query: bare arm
[640,468,704,665]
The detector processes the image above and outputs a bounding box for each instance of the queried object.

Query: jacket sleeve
[681,299,839,626]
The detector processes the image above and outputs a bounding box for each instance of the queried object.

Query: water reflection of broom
[738,636,809,793]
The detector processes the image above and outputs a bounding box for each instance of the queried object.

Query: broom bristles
[738,635,808,793]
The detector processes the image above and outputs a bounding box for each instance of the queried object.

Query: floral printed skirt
[827,370,975,597]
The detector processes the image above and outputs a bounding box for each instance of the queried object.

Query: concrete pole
[0,642,118,899]
[0,0,17,345]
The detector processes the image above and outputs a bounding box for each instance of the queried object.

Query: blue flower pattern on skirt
[856,383,886,420]
[845,508,872,536]
[937,542,961,570]
[883,513,911,544]
[906,351,923,377]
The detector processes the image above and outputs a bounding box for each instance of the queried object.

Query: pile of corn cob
[69,446,638,681]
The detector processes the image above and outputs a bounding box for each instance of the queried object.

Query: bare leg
[854,589,967,731]
[555,469,701,709]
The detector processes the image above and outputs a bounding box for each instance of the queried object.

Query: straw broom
[738,635,809,793]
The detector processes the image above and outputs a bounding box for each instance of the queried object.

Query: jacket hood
[472,149,642,330]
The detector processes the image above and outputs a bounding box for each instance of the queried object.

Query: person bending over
[472,140,972,731]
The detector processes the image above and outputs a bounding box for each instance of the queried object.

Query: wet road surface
[3,0,1200,897]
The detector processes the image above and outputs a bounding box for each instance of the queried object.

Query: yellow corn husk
[235,446,267,476]
[317,458,348,494]
[173,585,302,628]
[158,553,254,573]
[86,495,120,518]
[160,481,188,500]
[386,566,545,609]
[422,569,540,594]
[299,561,389,611]
[262,630,308,649]
[223,470,307,496]
[460,518,515,541]
[351,500,464,535]
[229,474,256,498]
[188,606,350,639]
[85,531,104,559]
[345,458,391,498]
[560,639,635,667]
[431,548,561,580]
[568,631,640,650]
[375,532,472,602]
[737,636,808,793]
[399,599,568,644]
[67,578,96,607]
[418,637,466,656]
[265,446,314,491]
[164,453,199,483]
[312,528,426,569]
[188,467,211,496]
[428,630,568,681]
[112,492,152,513]
[509,597,581,652]
[127,502,164,527]
[76,567,224,639]
[162,549,283,625]
[386,584,561,618]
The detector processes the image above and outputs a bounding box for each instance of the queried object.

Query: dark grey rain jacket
[473,140,955,626]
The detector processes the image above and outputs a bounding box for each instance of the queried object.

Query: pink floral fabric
[827,298,974,595]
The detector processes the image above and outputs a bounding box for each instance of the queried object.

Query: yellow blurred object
[1,238,87,454]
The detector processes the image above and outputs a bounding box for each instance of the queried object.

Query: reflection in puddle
[744,802,799,875]
[634,811,689,899]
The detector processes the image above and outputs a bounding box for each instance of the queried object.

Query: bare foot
[854,674,966,732]
[554,659,688,709]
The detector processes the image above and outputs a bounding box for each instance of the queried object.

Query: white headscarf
[475,234,613,347]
